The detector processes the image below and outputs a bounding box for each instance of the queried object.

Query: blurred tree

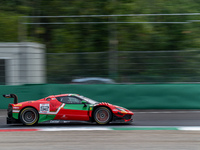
[0,12,18,41]
[1,0,200,83]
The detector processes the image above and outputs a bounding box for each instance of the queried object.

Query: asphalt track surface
[1,109,200,150]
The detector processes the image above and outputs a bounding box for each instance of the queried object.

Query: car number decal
[40,104,50,113]
[39,103,65,115]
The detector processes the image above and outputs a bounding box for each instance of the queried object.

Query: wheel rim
[95,109,110,123]
[23,111,36,123]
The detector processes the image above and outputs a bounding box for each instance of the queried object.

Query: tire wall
[0,84,200,109]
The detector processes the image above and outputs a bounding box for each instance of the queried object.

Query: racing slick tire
[20,107,39,126]
[94,107,112,125]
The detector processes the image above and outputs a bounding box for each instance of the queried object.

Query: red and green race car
[3,94,134,126]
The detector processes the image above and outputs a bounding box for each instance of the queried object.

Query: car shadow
[3,122,134,128]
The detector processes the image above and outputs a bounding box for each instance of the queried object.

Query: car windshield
[78,95,98,104]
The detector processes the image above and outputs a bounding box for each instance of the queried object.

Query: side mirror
[82,101,87,107]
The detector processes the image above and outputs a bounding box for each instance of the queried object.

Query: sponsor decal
[12,110,20,113]
[50,120,60,123]
[13,107,19,110]
[13,104,22,107]
[49,120,70,124]
[40,104,50,113]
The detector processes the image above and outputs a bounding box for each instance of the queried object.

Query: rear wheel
[20,107,39,126]
[94,107,112,125]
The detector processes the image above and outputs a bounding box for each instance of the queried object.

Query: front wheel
[20,107,39,126]
[94,107,112,125]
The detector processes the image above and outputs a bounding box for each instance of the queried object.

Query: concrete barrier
[1,84,200,109]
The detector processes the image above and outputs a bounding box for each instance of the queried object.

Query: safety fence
[0,50,200,85]
[46,50,200,84]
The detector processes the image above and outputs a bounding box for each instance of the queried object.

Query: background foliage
[1,0,200,83]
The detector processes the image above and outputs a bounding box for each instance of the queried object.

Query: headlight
[116,107,126,112]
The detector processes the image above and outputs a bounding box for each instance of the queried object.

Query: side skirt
[39,120,92,124]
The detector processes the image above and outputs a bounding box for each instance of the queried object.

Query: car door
[57,96,90,121]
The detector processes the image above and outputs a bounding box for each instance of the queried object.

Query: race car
[3,94,134,126]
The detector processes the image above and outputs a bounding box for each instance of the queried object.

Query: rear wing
[3,94,18,104]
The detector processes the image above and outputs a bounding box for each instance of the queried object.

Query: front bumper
[112,113,133,123]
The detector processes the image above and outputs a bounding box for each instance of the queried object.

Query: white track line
[179,127,200,131]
